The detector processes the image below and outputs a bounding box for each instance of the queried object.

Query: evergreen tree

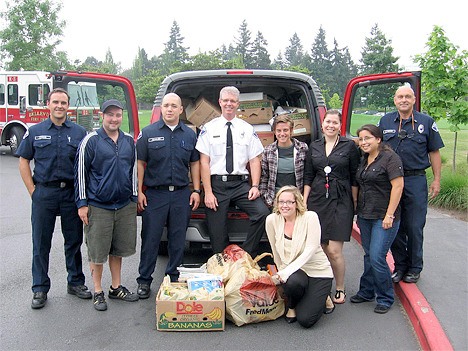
[309,26,332,91]
[330,39,358,97]
[272,51,285,70]
[360,24,399,74]
[284,33,304,67]
[159,21,189,74]
[250,31,271,69]
[234,20,252,68]
[360,24,400,109]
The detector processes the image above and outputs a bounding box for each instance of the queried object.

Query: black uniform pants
[206,179,269,257]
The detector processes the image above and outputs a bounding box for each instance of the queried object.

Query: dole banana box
[156,283,225,331]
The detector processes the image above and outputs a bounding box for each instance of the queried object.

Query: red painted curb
[351,223,453,351]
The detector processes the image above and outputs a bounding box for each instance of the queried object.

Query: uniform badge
[418,124,424,134]
[431,122,439,132]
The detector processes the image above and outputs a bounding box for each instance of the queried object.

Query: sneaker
[67,284,92,299]
[93,292,107,311]
[108,285,139,302]
[374,304,391,314]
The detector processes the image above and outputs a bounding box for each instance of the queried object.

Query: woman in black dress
[303,109,360,305]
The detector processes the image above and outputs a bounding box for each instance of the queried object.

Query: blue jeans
[356,217,400,307]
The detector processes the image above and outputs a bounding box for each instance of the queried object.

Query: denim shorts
[84,202,137,264]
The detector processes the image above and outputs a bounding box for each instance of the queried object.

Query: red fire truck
[0,70,140,154]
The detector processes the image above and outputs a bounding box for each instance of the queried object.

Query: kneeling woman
[266,186,333,328]
[350,124,404,314]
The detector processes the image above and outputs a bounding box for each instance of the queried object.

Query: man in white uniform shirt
[196,86,270,257]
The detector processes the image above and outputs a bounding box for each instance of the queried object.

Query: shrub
[428,171,468,212]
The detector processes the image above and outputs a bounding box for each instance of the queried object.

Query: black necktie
[226,122,233,174]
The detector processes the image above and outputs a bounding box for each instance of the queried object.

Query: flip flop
[332,289,346,304]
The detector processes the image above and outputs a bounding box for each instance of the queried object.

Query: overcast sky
[2,0,467,71]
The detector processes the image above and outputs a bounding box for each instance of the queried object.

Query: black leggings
[282,269,332,328]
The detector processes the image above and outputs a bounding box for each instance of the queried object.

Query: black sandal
[333,289,346,304]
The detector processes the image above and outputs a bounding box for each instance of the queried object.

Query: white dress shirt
[196,116,264,175]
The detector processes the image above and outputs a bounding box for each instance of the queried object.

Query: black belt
[37,180,73,188]
[404,170,425,177]
[151,185,187,191]
[211,175,249,182]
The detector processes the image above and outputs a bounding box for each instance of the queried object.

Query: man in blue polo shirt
[18,88,91,309]
[135,93,200,299]
[379,85,444,284]
[75,99,139,311]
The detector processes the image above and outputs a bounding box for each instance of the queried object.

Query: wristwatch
[192,189,201,194]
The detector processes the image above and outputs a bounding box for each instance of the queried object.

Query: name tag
[213,135,220,138]
[148,137,164,142]
[382,129,396,134]
[34,135,51,140]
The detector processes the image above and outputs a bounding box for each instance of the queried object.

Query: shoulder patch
[136,131,142,140]
[253,132,259,139]
[23,130,29,139]
[431,122,439,132]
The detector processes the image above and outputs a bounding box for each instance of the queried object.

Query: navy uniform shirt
[379,111,444,171]
[16,118,86,183]
[136,120,199,188]
[356,148,404,221]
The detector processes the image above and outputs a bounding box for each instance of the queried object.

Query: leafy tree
[415,25,468,171]
[249,31,271,69]
[284,33,304,67]
[74,49,120,74]
[360,24,399,109]
[309,26,332,92]
[328,93,343,109]
[135,69,164,105]
[185,50,224,70]
[0,0,70,70]
[234,20,252,68]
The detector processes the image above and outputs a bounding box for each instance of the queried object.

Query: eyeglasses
[398,129,414,139]
[358,136,375,142]
[220,99,239,104]
[278,200,296,206]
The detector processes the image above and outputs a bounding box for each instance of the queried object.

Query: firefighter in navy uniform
[135,93,201,299]
[378,85,444,284]
[17,88,92,309]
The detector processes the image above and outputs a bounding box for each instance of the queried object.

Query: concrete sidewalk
[353,207,468,351]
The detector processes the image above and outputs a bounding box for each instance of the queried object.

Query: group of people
[18,85,443,327]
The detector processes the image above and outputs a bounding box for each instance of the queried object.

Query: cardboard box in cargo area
[186,97,221,127]
[256,131,274,147]
[156,283,225,331]
[287,108,311,137]
[236,100,273,125]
